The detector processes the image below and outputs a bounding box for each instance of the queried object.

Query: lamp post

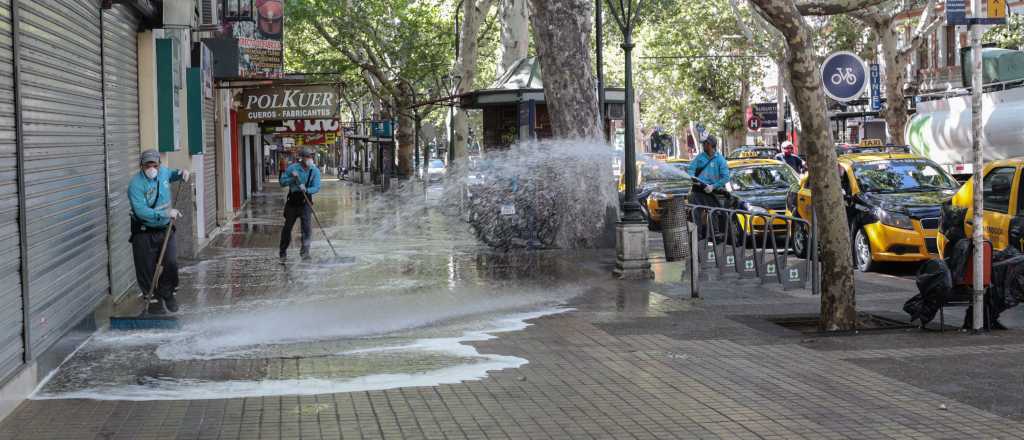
[606,0,645,224]
[607,0,652,279]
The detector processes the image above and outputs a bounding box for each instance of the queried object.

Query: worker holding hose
[279,147,321,260]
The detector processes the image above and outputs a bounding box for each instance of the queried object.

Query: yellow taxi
[725,159,800,237]
[619,161,693,229]
[788,152,959,271]
[937,158,1024,256]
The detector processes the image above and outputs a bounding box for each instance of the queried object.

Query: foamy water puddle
[32,280,577,401]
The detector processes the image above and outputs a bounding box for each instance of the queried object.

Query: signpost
[869,64,882,112]
[821,52,867,102]
[746,115,763,132]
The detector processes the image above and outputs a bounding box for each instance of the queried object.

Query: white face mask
[144,168,158,179]
[305,159,314,167]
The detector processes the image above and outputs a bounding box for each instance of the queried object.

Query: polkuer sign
[239,85,339,122]
[821,51,867,103]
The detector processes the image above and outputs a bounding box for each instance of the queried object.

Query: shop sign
[230,0,284,79]
[239,85,339,122]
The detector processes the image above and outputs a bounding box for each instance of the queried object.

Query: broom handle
[302,191,340,258]
[146,181,184,300]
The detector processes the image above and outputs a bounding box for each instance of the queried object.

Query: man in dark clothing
[775,141,806,174]
[129,149,190,314]
[279,147,322,260]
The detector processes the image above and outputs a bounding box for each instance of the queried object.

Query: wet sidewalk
[3,179,1024,439]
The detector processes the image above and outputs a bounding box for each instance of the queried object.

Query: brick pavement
[4,182,1024,439]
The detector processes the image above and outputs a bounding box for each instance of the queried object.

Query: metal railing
[682,203,820,298]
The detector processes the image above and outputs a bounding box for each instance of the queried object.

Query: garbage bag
[945,238,973,285]
[1009,216,1024,252]
[940,203,967,252]
[905,258,952,324]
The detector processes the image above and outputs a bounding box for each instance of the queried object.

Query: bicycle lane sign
[821,51,867,103]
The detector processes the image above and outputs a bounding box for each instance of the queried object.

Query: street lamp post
[607,0,652,279]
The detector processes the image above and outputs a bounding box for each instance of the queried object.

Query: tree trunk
[453,0,495,160]
[497,0,529,76]
[878,24,908,145]
[725,75,751,151]
[527,0,602,139]
[750,0,857,331]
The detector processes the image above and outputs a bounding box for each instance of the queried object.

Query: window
[1018,167,1024,215]
[983,167,1016,214]
[852,159,958,193]
[224,0,254,22]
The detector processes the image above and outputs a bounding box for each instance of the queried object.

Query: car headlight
[739,200,769,214]
[650,191,671,201]
[875,207,914,230]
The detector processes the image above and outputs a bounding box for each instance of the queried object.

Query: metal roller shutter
[17,0,107,357]
[0,0,23,382]
[203,96,216,235]
[102,5,139,299]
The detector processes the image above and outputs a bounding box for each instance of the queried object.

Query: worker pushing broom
[127,149,190,316]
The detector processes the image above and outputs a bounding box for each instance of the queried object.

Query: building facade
[0,0,253,420]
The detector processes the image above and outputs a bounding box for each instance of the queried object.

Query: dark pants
[280,203,312,255]
[688,189,723,240]
[131,228,178,300]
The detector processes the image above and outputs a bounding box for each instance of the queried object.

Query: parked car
[725,159,800,237]
[427,159,446,182]
[937,158,1024,257]
[618,161,692,229]
[788,152,960,271]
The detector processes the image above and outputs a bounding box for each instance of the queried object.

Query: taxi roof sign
[859,138,883,147]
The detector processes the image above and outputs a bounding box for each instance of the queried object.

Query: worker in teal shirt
[688,135,731,194]
[128,149,190,314]
[279,147,321,260]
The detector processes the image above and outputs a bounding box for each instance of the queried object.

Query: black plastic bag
[905,259,952,324]
[945,238,973,286]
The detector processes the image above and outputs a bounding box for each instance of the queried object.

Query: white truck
[906,49,1024,180]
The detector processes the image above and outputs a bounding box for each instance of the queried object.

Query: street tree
[850,0,943,145]
[497,0,530,75]
[452,0,496,161]
[528,0,603,139]
[748,0,882,331]
[287,0,455,177]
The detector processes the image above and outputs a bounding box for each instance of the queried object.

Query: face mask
[144,168,158,179]
[305,159,314,167]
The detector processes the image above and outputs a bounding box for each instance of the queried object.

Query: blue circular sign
[821,51,867,102]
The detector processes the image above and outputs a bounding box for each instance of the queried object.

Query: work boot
[146,298,166,315]
[163,294,179,313]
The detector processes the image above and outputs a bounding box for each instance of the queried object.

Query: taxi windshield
[645,163,691,181]
[852,159,958,193]
[729,165,797,191]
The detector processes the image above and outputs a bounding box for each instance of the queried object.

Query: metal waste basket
[660,196,693,261]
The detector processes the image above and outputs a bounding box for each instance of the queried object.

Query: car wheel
[793,222,809,258]
[853,227,877,272]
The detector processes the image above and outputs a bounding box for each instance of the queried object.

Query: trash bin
[661,196,693,262]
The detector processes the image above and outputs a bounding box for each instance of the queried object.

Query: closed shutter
[0,0,24,381]
[18,0,107,357]
[203,96,216,235]
[102,5,139,299]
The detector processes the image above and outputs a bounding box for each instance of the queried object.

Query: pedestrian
[279,147,321,260]
[128,149,190,314]
[687,136,730,239]
[775,141,806,174]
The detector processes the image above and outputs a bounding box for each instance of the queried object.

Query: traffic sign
[746,115,763,131]
[821,51,867,102]
[869,63,882,111]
